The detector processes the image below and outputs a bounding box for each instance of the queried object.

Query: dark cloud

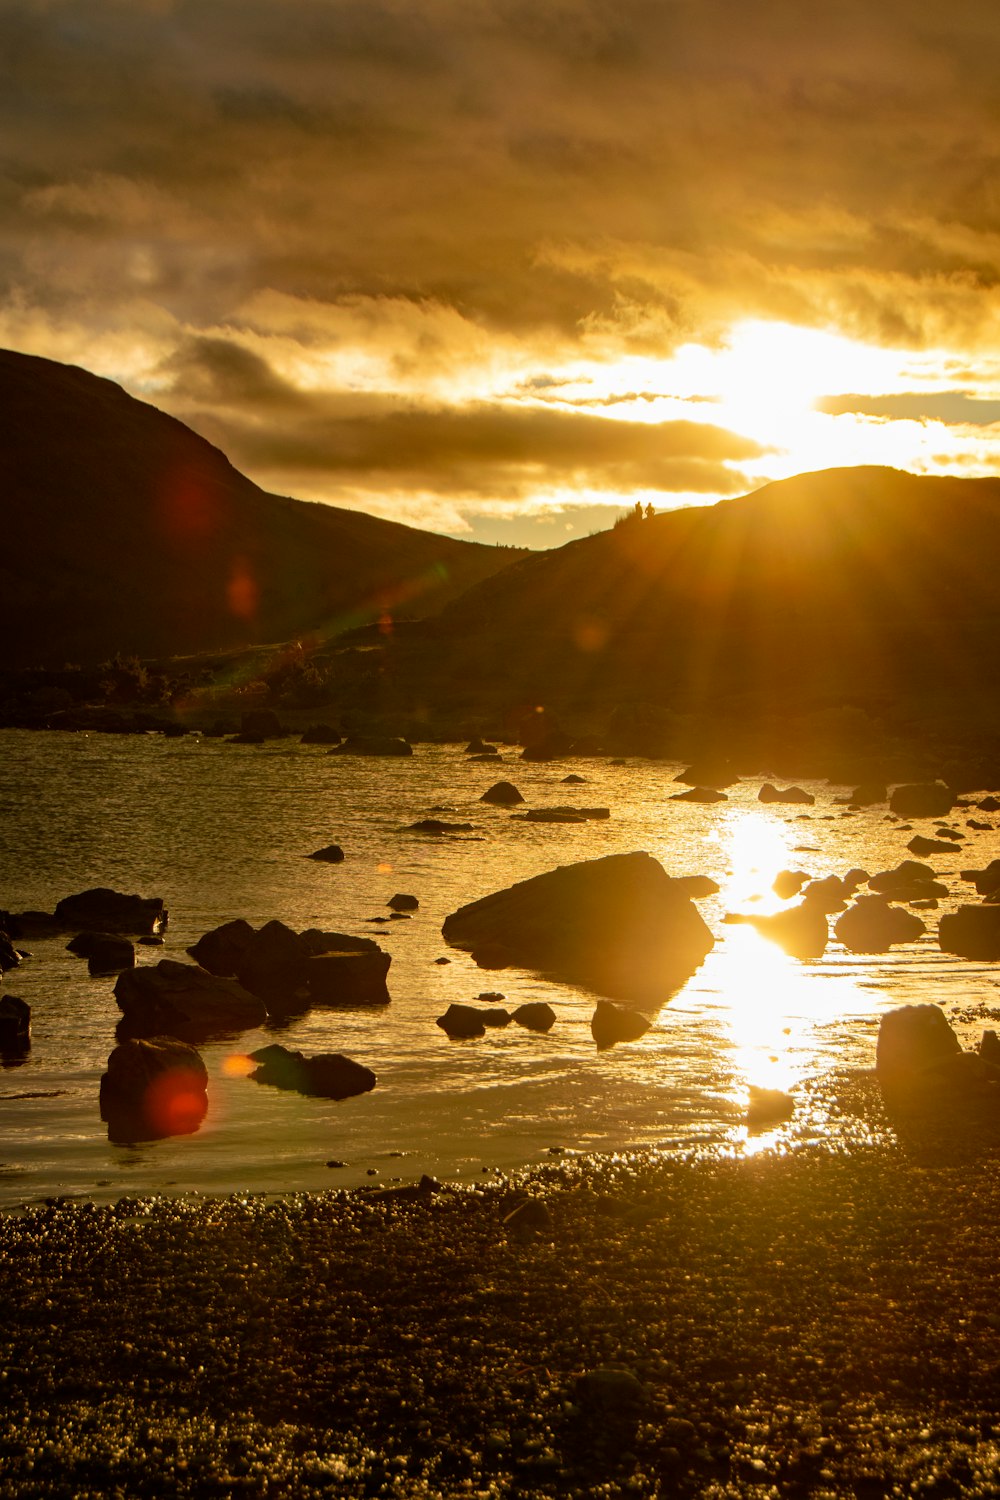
[817,392,1000,425]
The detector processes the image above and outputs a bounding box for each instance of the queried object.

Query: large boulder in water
[442,851,714,1003]
[480,781,524,806]
[248,1043,376,1099]
[591,1000,651,1049]
[876,1004,962,1087]
[834,896,926,954]
[187,919,389,1010]
[758,783,815,805]
[54,887,167,935]
[0,994,30,1054]
[113,960,267,1040]
[100,1036,208,1142]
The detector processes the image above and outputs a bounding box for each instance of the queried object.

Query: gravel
[4,1132,1000,1497]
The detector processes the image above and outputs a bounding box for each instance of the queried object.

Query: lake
[1,728,996,1210]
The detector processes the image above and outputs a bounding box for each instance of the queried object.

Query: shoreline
[4,1140,1000,1497]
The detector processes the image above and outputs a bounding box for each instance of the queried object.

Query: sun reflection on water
[702,809,878,1135]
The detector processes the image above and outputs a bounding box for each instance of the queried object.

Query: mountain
[0,349,524,667]
[415,466,1000,748]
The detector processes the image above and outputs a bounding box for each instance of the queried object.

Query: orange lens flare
[226,557,259,620]
[143,1069,208,1137]
[222,1053,256,1078]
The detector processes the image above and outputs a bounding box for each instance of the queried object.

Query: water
[2,728,998,1209]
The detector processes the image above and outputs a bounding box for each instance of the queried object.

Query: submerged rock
[330,735,412,756]
[758,783,815,805]
[442,851,714,1003]
[248,1043,376,1099]
[306,843,345,863]
[512,1002,556,1033]
[670,785,728,803]
[100,1035,208,1142]
[408,818,475,833]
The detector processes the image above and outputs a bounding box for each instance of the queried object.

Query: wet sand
[4,1111,1000,1498]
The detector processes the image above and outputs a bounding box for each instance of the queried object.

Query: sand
[4,1112,1000,1499]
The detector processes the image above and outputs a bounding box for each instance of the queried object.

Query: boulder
[800,875,851,912]
[849,782,887,807]
[0,909,61,940]
[306,844,345,863]
[436,1003,489,1038]
[726,902,829,960]
[889,783,954,819]
[0,933,21,972]
[87,934,136,977]
[960,860,1000,896]
[669,786,728,803]
[979,796,1000,812]
[869,860,948,900]
[512,1002,556,1033]
[330,735,412,756]
[54,887,167,935]
[670,874,720,899]
[480,781,525,806]
[388,893,419,912]
[99,1036,208,1142]
[758,784,815,805]
[907,835,962,856]
[562,774,587,784]
[0,995,30,1052]
[938,905,1000,961]
[773,870,808,900]
[875,1004,962,1086]
[305,949,391,1006]
[248,1043,376,1099]
[113,960,267,1040]
[591,1000,651,1049]
[834,896,926,953]
[408,818,475,833]
[465,737,497,755]
[442,851,714,1002]
[187,918,256,976]
[675,760,738,789]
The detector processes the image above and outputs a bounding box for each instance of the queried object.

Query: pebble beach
[5,1094,1000,1500]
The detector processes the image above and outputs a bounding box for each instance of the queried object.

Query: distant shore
[3,1139,1000,1498]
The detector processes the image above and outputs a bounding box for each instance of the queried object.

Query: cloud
[3,0,1000,534]
[817,392,1000,426]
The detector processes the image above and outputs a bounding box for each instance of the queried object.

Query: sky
[3,0,1000,548]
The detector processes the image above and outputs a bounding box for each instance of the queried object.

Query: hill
[0,350,524,667]
[405,466,1000,753]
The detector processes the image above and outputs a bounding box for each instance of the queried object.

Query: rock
[849,782,887,807]
[306,844,345,862]
[591,1000,651,1049]
[481,1008,512,1028]
[562,774,587,784]
[800,874,851,912]
[978,796,1000,812]
[53,887,167,935]
[0,995,30,1053]
[388,893,419,912]
[675,760,738,788]
[330,735,413,756]
[726,902,829,959]
[834,896,926,953]
[960,859,1000,896]
[0,909,61,940]
[305,949,391,1006]
[503,1198,554,1235]
[511,1002,556,1033]
[99,1036,208,1142]
[773,870,808,900]
[907,835,962,856]
[113,960,267,1041]
[480,781,525,806]
[670,785,728,803]
[516,806,610,822]
[869,860,949,900]
[980,1030,1000,1065]
[247,1043,376,1100]
[436,1003,489,1038]
[442,851,714,1002]
[575,1365,648,1436]
[889,782,954,818]
[670,874,720,899]
[187,918,256,976]
[938,904,1000,960]
[464,737,498,755]
[876,1004,962,1086]
[759,783,815,805]
[408,818,475,833]
[746,1085,794,1128]
[0,932,21,972]
[81,933,137,976]
[300,723,341,745]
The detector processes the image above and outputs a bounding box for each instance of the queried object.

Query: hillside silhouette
[0,350,524,667]
[411,467,1000,752]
